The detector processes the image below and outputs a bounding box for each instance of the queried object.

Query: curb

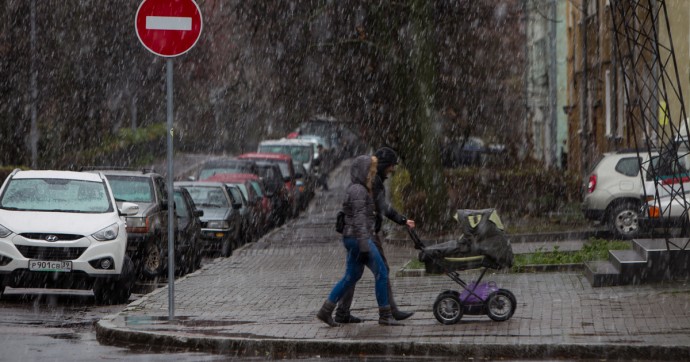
[95,315,690,360]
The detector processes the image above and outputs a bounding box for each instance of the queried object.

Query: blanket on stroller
[421,208,514,269]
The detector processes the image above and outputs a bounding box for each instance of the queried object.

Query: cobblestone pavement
[97,160,690,360]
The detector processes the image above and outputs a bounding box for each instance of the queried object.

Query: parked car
[255,162,288,226]
[225,184,254,245]
[0,169,139,304]
[582,150,659,239]
[237,152,298,218]
[173,187,204,275]
[294,162,315,211]
[205,173,270,241]
[639,147,690,233]
[258,139,315,173]
[193,158,259,181]
[174,181,243,257]
[441,137,488,167]
[89,168,176,279]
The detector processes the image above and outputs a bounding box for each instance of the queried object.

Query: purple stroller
[410,209,517,325]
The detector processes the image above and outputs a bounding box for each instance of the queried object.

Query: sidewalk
[96,161,690,360]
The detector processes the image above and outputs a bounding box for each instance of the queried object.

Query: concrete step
[584,260,620,287]
[609,249,647,285]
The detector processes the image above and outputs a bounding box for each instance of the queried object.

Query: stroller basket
[424,255,483,274]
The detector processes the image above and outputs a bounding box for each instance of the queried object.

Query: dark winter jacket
[373,174,407,232]
[342,155,377,253]
[372,147,407,232]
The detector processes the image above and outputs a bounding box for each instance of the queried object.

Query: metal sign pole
[166,58,175,320]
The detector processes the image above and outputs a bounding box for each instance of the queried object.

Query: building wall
[565,0,690,178]
[525,0,568,168]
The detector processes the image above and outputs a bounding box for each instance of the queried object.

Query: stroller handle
[406,228,426,250]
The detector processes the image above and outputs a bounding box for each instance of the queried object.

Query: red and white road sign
[135,0,202,57]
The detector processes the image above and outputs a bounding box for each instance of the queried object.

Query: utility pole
[30,0,38,168]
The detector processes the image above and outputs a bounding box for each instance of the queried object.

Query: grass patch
[402,238,631,273]
[511,238,630,271]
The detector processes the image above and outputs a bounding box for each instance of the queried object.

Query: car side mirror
[193,209,204,217]
[232,201,242,210]
[119,202,139,216]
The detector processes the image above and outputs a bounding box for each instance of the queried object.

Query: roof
[201,158,256,167]
[174,181,228,188]
[237,152,292,161]
[258,139,314,147]
[12,170,104,182]
[205,173,259,183]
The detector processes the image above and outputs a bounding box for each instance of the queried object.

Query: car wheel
[141,242,164,278]
[609,202,640,239]
[220,236,233,257]
[94,256,134,305]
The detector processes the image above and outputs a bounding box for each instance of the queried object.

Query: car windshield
[107,176,154,203]
[0,178,112,213]
[199,167,246,180]
[258,145,311,164]
[183,186,228,208]
[256,160,290,179]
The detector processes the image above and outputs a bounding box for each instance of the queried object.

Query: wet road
[0,284,229,361]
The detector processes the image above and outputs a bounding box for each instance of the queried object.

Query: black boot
[392,308,415,321]
[334,312,363,323]
[378,306,403,326]
[317,300,340,327]
[388,284,414,321]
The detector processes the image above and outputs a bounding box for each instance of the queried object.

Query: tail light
[587,174,597,193]
[647,205,660,218]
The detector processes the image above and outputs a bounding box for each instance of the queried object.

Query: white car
[0,169,139,304]
[258,139,315,173]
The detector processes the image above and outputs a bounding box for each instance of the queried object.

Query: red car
[205,173,272,240]
[237,152,298,219]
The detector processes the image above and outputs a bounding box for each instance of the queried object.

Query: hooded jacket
[342,155,377,253]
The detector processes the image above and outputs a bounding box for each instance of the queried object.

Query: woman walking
[316,155,400,326]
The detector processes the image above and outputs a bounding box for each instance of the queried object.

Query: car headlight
[206,220,230,229]
[92,223,119,241]
[0,224,13,238]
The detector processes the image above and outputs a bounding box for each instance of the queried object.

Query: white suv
[582,151,656,239]
[0,170,139,304]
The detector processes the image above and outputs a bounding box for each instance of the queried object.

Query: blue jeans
[327,237,389,308]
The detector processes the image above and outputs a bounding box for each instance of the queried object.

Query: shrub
[391,165,582,230]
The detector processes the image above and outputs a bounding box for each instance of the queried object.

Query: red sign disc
[135,0,202,57]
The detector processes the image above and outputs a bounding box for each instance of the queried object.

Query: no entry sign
[135,0,202,57]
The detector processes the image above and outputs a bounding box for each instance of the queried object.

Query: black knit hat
[375,147,399,169]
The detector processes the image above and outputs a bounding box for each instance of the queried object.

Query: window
[605,70,612,136]
[615,157,641,177]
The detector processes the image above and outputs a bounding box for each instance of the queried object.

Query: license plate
[29,260,72,272]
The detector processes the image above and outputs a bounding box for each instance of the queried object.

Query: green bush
[391,165,582,228]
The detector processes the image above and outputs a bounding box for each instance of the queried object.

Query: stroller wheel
[433,291,463,325]
[486,289,517,321]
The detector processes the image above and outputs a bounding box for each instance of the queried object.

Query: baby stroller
[410,208,517,325]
